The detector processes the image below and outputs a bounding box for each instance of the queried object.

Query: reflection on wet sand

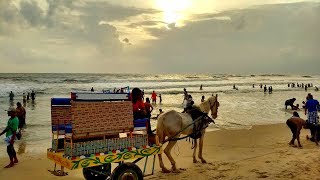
[17,141,26,155]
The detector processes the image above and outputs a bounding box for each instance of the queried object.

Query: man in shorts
[0,107,19,168]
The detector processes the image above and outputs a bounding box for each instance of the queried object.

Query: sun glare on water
[156,0,191,28]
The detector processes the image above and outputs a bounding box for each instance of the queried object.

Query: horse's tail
[156,115,165,144]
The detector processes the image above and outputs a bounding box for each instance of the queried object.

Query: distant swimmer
[22,93,26,103]
[182,88,188,104]
[159,94,162,104]
[31,90,36,101]
[285,98,296,109]
[16,102,26,129]
[9,91,14,101]
[252,84,255,88]
[233,84,238,90]
[91,87,94,92]
[200,84,203,90]
[151,91,157,104]
[201,95,205,103]
[315,86,319,91]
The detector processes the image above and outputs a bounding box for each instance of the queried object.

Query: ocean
[0,73,319,157]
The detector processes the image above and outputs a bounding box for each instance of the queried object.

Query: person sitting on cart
[131,88,153,135]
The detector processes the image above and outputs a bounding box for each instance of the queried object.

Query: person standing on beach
[30,90,36,101]
[151,91,157,104]
[16,102,26,129]
[253,84,255,88]
[9,91,14,101]
[91,87,94,92]
[305,94,319,140]
[200,84,203,90]
[27,93,30,101]
[159,94,162,104]
[144,98,153,120]
[0,107,19,168]
[286,112,306,148]
[264,85,267,93]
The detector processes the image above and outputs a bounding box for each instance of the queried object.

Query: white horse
[156,95,219,173]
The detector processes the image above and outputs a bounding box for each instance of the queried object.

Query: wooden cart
[47,89,161,180]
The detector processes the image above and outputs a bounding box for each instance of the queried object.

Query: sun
[156,0,191,26]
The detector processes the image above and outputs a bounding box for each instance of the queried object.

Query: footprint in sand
[250,169,269,178]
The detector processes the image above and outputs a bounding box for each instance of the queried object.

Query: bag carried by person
[16,130,22,140]
[9,127,22,140]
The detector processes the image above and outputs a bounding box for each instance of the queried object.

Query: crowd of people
[9,90,36,102]
[286,93,320,147]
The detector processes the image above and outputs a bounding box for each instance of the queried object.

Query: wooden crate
[71,101,134,139]
[51,106,72,126]
[64,135,148,157]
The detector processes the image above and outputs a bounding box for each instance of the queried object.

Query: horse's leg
[193,139,198,163]
[164,140,180,173]
[198,135,207,163]
[158,153,170,173]
[157,131,171,173]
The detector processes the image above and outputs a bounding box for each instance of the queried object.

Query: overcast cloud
[0,0,319,74]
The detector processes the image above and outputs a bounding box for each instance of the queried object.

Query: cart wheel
[83,164,111,180]
[110,163,143,180]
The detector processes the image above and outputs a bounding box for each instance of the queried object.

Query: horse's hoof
[193,159,199,163]
[172,168,181,173]
[161,168,171,173]
[201,159,207,163]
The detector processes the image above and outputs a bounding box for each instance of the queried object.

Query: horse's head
[207,94,219,119]
[202,113,215,125]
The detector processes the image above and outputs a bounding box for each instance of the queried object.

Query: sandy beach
[1,123,319,180]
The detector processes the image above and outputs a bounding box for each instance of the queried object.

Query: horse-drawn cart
[47,88,162,180]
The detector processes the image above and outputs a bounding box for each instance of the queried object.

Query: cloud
[134,2,320,74]
[0,0,144,72]
[0,1,319,73]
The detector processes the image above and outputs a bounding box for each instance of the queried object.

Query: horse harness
[164,109,215,143]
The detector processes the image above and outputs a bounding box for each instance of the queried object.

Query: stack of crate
[71,101,134,139]
[51,98,72,151]
[51,91,149,157]
[64,135,148,157]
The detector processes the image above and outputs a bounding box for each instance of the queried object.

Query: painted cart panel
[47,145,162,170]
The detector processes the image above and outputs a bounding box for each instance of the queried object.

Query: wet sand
[0,123,319,179]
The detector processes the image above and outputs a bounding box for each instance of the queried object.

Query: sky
[0,0,319,74]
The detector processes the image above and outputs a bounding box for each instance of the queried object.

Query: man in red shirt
[131,88,147,120]
[151,91,157,104]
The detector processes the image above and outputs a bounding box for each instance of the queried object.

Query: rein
[162,114,214,143]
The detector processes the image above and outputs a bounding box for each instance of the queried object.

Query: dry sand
[1,123,319,180]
